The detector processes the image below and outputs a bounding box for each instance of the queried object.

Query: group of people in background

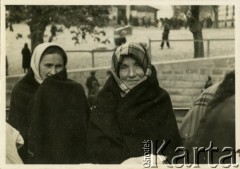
[10,23,167,77]
[6,41,235,165]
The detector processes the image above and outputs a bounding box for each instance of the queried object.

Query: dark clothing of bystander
[21,45,31,71]
[86,74,100,106]
[160,24,170,49]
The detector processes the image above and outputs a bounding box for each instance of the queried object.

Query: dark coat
[27,69,90,164]
[162,25,170,40]
[188,95,235,164]
[188,71,235,164]
[8,69,40,163]
[21,47,31,69]
[87,66,182,164]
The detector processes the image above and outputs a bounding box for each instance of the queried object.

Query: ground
[6,24,235,75]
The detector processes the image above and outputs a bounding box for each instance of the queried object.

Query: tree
[186,6,204,58]
[6,5,110,50]
[212,6,219,28]
[173,5,204,58]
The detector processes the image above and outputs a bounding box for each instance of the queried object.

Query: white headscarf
[30,42,66,84]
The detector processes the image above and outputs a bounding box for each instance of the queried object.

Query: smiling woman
[111,42,152,95]
[87,42,182,164]
[119,56,145,90]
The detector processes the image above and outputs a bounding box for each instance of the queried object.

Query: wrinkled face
[119,56,144,89]
[39,53,64,80]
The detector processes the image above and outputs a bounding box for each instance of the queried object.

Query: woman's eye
[120,65,128,69]
[56,65,63,69]
[45,64,52,68]
[134,64,141,67]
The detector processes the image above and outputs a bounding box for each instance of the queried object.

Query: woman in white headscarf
[8,43,90,164]
[9,43,66,163]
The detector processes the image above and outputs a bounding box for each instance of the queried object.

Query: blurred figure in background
[21,43,31,73]
[49,22,57,42]
[114,30,127,47]
[202,75,213,92]
[6,56,9,75]
[86,71,100,107]
[160,24,170,49]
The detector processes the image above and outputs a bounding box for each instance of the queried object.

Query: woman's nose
[50,67,57,75]
[129,67,136,77]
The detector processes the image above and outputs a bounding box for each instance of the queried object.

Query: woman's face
[39,53,64,80]
[119,56,144,89]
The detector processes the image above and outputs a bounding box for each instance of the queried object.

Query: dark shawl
[27,69,90,164]
[8,69,40,163]
[87,66,182,164]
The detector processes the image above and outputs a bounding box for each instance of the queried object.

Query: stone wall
[155,56,234,107]
[6,56,234,109]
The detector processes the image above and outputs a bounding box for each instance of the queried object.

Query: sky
[151,5,174,19]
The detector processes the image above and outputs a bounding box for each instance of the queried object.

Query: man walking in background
[160,23,170,49]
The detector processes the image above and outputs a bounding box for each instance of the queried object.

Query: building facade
[218,5,235,28]
[108,5,159,27]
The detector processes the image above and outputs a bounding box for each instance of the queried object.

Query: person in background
[9,43,90,164]
[6,123,24,164]
[87,42,182,164]
[201,75,213,92]
[86,71,100,107]
[204,75,213,88]
[87,80,100,107]
[81,29,87,43]
[114,30,127,47]
[160,24,170,49]
[21,43,31,73]
[49,22,57,42]
[6,56,9,75]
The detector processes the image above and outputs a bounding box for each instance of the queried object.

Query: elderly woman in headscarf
[87,42,182,164]
[8,43,90,164]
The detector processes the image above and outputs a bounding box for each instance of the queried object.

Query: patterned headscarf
[111,42,152,94]
[30,42,67,84]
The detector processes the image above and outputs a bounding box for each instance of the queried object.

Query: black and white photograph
[1,0,239,168]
